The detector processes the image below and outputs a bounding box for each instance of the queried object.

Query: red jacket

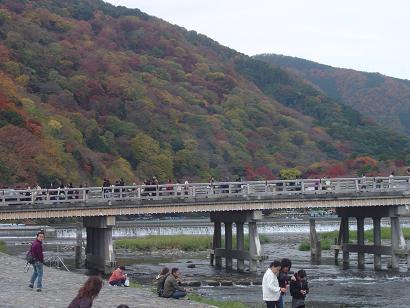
[31,239,44,263]
[108,268,126,283]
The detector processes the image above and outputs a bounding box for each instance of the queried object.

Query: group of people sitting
[154,267,190,299]
[262,258,309,308]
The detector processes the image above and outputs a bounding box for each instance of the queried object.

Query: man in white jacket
[262,260,287,308]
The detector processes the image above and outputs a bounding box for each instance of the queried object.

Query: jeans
[278,294,284,308]
[30,261,43,289]
[266,301,280,308]
[171,290,187,299]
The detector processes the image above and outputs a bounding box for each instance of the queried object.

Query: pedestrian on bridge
[28,231,45,292]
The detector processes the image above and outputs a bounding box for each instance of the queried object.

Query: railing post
[31,190,35,205]
[355,179,359,191]
[301,181,305,193]
[137,187,141,199]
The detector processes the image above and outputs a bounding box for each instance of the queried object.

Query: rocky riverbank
[0,252,213,308]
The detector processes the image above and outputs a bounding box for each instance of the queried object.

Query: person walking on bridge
[28,231,45,292]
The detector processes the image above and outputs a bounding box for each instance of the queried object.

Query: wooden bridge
[1,176,410,274]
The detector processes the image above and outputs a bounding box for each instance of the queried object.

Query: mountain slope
[0,0,409,186]
[254,54,410,136]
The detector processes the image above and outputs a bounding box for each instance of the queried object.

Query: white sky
[107,0,410,80]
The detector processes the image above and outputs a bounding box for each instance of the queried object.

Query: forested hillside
[255,54,410,136]
[0,0,409,187]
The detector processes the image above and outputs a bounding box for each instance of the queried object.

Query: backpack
[158,274,169,297]
[26,245,35,264]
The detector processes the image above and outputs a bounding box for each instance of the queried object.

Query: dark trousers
[109,279,125,286]
[171,290,187,299]
[266,301,280,308]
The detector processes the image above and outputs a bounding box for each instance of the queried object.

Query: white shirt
[262,268,281,301]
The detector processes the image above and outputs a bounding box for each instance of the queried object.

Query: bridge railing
[1,176,409,207]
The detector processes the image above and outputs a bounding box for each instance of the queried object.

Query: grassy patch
[114,234,271,252]
[0,241,7,253]
[187,292,249,308]
[129,281,143,289]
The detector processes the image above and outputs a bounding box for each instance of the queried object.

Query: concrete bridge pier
[210,210,263,272]
[309,219,321,262]
[357,217,365,269]
[236,222,245,272]
[74,217,83,269]
[373,217,382,271]
[341,217,350,269]
[83,216,116,274]
[337,206,408,271]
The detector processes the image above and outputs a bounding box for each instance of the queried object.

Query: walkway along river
[2,218,410,307]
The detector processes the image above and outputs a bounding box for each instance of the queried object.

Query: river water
[2,219,410,308]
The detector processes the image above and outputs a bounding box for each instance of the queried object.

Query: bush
[0,241,6,253]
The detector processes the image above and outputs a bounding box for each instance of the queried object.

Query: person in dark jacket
[154,267,169,296]
[162,268,187,299]
[277,258,292,308]
[68,276,103,308]
[29,231,45,292]
[290,270,309,308]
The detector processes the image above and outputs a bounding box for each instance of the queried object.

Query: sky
[107,0,410,80]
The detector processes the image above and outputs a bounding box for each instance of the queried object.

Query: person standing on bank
[29,231,45,292]
[278,258,292,308]
[262,260,287,308]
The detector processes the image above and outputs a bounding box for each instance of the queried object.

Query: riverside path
[0,252,213,308]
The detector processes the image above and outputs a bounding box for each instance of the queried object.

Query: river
[2,218,410,308]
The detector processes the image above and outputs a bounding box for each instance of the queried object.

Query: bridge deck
[1,177,410,220]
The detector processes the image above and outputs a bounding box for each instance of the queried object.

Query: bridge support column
[391,216,401,271]
[210,210,263,272]
[225,222,233,271]
[211,222,222,269]
[373,217,382,271]
[357,217,365,269]
[249,221,261,272]
[75,217,83,269]
[341,217,350,269]
[236,222,245,272]
[84,216,116,274]
[309,219,321,262]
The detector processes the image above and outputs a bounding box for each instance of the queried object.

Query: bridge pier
[225,222,233,270]
[75,217,83,269]
[84,216,116,274]
[373,217,382,271]
[341,217,350,268]
[337,206,406,271]
[210,210,263,272]
[236,222,245,272]
[357,217,365,269]
[309,218,321,262]
[211,221,222,269]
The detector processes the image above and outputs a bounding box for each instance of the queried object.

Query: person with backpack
[162,268,188,299]
[28,231,45,292]
[154,267,170,296]
[290,270,309,308]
